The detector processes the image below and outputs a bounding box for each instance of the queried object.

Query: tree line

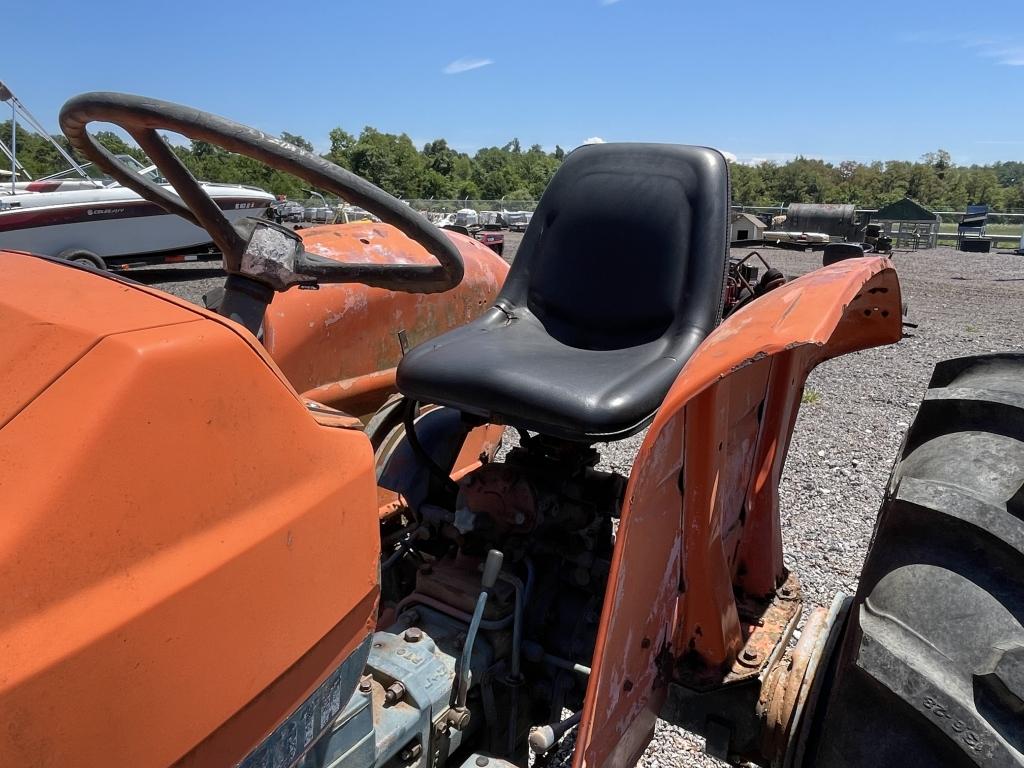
[0,120,563,202]
[731,151,1024,212]
[3,119,1023,211]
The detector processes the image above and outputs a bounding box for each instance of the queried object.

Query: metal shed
[871,198,939,249]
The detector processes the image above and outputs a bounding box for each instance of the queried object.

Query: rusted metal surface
[575,257,902,768]
[761,605,827,759]
[758,593,852,767]
[264,222,508,418]
[658,575,802,764]
[373,433,501,522]
[449,424,505,481]
[783,593,851,768]
[377,487,408,521]
[728,573,802,683]
[458,463,541,534]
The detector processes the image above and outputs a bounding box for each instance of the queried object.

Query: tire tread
[806,354,1024,767]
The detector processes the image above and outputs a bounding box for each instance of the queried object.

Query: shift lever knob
[481,549,504,589]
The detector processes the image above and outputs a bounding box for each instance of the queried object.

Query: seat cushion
[396,306,707,442]
[397,142,729,442]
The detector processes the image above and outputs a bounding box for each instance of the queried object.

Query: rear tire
[57,248,106,270]
[804,354,1024,767]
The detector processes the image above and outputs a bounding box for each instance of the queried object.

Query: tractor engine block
[318,439,624,768]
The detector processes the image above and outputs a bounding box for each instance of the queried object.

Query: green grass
[801,389,821,405]
[938,223,1021,235]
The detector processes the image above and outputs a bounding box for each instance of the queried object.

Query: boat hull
[0,191,272,261]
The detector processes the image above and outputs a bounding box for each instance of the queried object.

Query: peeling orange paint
[576,258,902,768]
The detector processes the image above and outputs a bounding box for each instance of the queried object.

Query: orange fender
[576,257,903,768]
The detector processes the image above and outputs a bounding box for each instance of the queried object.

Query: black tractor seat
[397,143,730,442]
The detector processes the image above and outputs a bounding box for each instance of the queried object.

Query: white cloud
[443,57,494,75]
[915,34,1024,67]
[582,136,606,145]
[981,45,1024,66]
[961,36,1024,66]
[720,150,737,163]
[904,31,1024,68]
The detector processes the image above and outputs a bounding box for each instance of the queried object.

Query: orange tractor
[1,93,1021,768]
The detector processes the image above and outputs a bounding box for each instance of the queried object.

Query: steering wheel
[58,92,464,296]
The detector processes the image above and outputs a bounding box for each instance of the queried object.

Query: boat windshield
[40,154,160,184]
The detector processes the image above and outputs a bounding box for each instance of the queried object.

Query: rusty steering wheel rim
[59,92,464,293]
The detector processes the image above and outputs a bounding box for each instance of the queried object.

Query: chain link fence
[401,200,537,228]
[403,199,537,213]
[276,196,540,225]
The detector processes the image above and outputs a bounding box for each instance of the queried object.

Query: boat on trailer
[0,79,272,268]
[0,170,274,269]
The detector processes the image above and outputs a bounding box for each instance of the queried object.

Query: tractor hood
[0,253,198,429]
[0,250,380,767]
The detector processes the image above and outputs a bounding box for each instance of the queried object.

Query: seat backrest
[960,203,989,232]
[498,143,730,351]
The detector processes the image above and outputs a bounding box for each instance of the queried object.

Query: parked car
[473,228,504,257]
[441,222,505,257]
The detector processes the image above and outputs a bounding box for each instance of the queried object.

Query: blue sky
[7,0,1024,165]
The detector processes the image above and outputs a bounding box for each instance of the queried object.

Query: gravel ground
[149,243,1024,766]
[583,245,1024,768]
